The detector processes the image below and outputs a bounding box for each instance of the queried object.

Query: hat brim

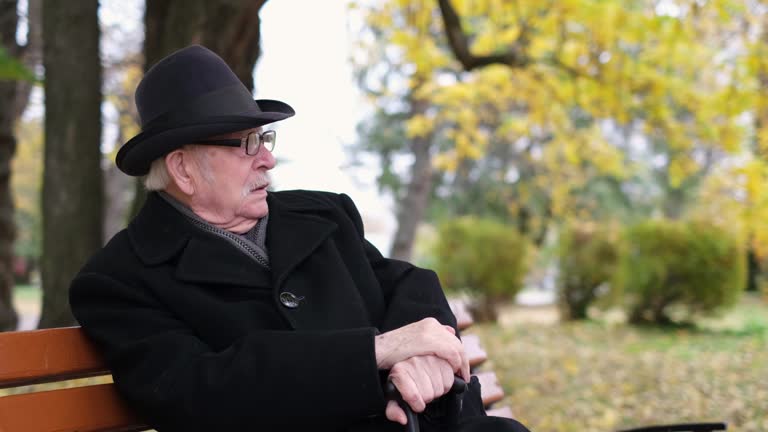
[117,99,294,176]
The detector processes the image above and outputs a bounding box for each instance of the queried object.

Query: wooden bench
[0,327,147,431]
[0,303,509,432]
[448,300,514,419]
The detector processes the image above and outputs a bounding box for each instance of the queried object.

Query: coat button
[279,292,304,309]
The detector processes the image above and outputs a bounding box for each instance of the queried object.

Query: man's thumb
[385,400,408,425]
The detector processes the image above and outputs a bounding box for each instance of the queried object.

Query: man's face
[187,127,276,230]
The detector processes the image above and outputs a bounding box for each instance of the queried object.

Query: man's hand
[385,355,455,425]
[374,317,469,380]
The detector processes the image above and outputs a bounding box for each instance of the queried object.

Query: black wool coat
[69,191,481,432]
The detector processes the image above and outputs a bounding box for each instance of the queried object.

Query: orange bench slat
[0,383,148,432]
[0,327,109,388]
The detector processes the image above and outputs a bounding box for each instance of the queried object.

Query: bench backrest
[0,327,148,432]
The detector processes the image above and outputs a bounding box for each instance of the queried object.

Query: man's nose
[254,147,276,170]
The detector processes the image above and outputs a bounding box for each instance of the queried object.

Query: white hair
[143,146,214,191]
[143,158,171,191]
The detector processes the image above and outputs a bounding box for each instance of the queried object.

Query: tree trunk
[468,295,499,323]
[129,0,267,219]
[558,284,593,321]
[747,245,759,292]
[756,12,768,161]
[0,0,20,331]
[0,0,39,331]
[39,0,102,328]
[749,14,768,293]
[389,98,433,261]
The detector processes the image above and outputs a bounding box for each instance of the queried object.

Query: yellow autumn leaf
[405,114,435,139]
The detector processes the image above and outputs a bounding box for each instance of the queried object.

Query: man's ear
[165,149,196,195]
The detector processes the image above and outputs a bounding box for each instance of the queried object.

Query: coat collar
[265,191,338,287]
[128,191,337,288]
[128,192,193,266]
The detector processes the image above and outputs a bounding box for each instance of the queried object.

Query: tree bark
[468,294,499,323]
[0,0,20,331]
[129,0,267,219]
[389,98,433,261]
[756,12,768,161]
[749,13,768,293]
[39,0,102,328]
[0,0,39,331]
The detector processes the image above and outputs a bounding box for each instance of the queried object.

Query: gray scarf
[158,191,270,269]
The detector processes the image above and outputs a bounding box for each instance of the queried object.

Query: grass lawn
[472,293,768,432]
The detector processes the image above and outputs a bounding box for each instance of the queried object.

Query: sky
[94,0,397,253]
[255,0,396,252]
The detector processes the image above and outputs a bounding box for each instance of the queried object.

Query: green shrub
[433,217,529,321]
[557,222,621,321]
[616,219,746,324]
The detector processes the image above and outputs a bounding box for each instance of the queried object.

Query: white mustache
[242,173,271,197]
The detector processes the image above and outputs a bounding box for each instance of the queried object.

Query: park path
[13,298,39,331]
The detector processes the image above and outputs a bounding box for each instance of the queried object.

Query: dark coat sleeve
[337,194,486,428]
[70,271,387,432]
[337,193,457,332]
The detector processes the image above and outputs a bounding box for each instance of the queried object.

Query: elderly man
[69,45,530,432]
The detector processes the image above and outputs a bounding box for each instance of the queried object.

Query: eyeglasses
[196,130,276,156]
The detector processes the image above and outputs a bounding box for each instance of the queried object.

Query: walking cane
[385,376,467,432]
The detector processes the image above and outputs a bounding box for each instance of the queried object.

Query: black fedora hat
[116,45,295,176]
